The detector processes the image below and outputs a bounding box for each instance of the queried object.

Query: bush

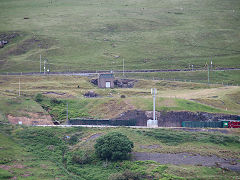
[120,95,126,98]
[109,170,140,180]
[68,134,79,145]
[34,93,43,102]
[72,150,92,164]
[50,98,63,105]
[94,132,134,161]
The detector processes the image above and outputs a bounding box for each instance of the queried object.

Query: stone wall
[113,110,239,127]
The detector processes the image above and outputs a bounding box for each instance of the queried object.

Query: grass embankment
[0,125,239,179]
[116,70,240,86]
[0,75,239,123]
[0,0,240,72]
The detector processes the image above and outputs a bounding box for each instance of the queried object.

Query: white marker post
[123,58,125,77]
[19,77,21,96]
[40,54,42,74]
[147,88,158,127]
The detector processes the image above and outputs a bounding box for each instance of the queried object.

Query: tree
[94,132,134,161]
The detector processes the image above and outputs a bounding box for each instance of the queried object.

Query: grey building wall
[98,74,114,88]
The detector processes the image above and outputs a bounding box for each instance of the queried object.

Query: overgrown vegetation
[0,125,239,179]
[95,132,134,161]
[34,94,89,123]
[139,129,240,146]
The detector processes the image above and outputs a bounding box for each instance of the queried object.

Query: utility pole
[18,77,21,96]
[151,88,157,121]
[40,54,41,74]
[123,58,125,76]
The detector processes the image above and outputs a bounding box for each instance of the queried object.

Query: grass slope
[0,0,240,72]
[0,125,239,179]
[116,70,240,86]
[0,75,239,123]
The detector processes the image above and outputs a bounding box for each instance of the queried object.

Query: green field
[116,70,240,85]
[1,1,240,178]
[0,0,240,73]
[0,124,240,179]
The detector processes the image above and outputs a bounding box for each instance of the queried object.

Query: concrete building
[98,73,114,88]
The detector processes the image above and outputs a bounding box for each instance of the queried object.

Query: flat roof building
[98,73,114,88]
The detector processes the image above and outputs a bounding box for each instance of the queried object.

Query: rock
[90,78,98,86]
[47,145,55,151]
[0,41,4,48]
[84,91,99,98]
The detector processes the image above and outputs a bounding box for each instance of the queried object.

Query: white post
[123,58,125,76]
[44,60,46,75]
[40,54,41,74]
[153,88,156,121]
[66,102,68,122]
[147,88,158,127]
[208,64,210,84]
[19,77,20,96]
[151,88,157,121]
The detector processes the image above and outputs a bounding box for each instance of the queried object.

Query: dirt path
[84,133,102,143]
[132,152,240,172]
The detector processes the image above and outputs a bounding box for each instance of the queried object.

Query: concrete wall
[98,74,114,88]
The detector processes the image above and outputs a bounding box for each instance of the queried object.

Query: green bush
[68,134,79,145]
[34,93,43,102]
[72,150,92,164]
[109,170,140,180]
[94,132,134,161]
[16,127,66,161]
[50,98,63,105]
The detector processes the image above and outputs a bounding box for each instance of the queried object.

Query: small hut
[98,73,114,88]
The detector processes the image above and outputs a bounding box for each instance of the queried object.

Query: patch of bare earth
[98,99,135,119]
[7,37,52,56]
[7,112,53,125]
[42,91,74,98]
[83,133,103,143]
[132,152,240,172]
[0,164,25,170]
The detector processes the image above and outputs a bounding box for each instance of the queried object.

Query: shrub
[50,98,63,105]
[94,132,134,161]
[72,150,92,164]
[109,170,140,180]
[68,134,79,145]
[120,95,126,98]
[34,93,43,102]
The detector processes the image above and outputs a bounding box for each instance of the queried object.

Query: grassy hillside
[0,0,240,72]
[0,125,239,179]
[116,70,240,86]
[0,75,239,123]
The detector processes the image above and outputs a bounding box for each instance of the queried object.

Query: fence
[69,119,137,126]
